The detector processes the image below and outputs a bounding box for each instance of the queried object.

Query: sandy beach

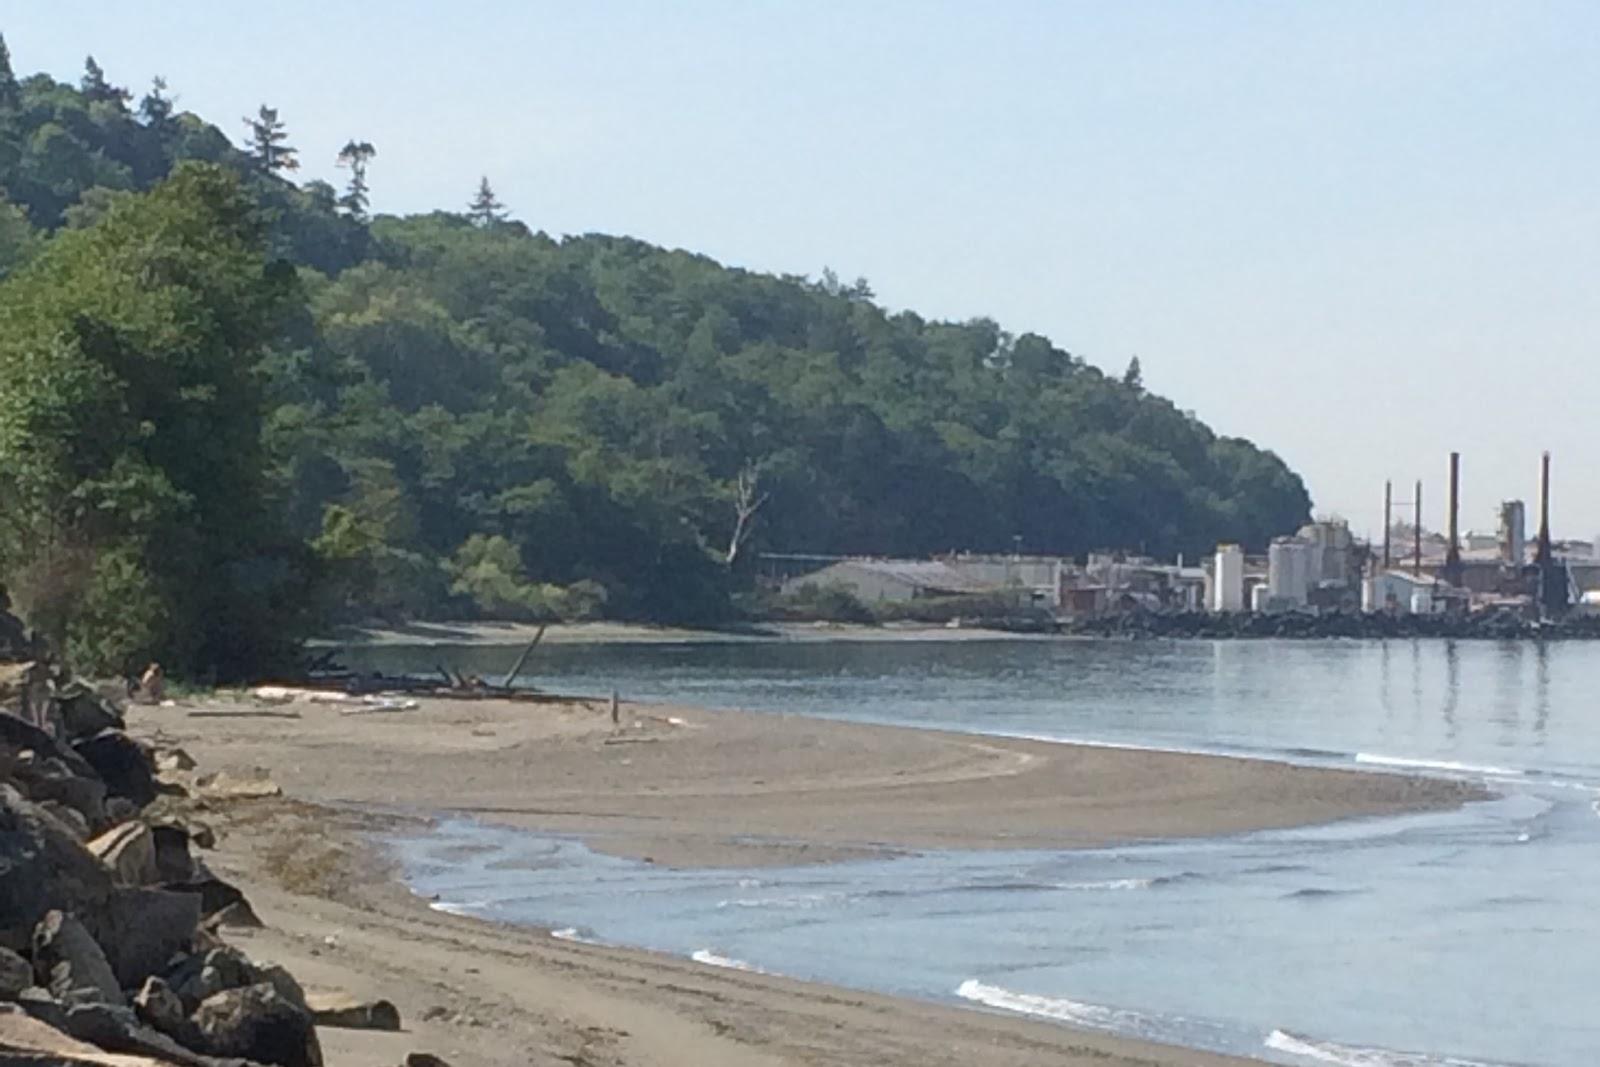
[130,692,1482,1066]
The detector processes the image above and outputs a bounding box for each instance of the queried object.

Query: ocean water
[362,638,1600,1066]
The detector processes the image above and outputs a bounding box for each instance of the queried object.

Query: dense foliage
[0,43,1311,674]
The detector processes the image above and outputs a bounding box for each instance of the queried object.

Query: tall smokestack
[1382,480,1392,570]
[1536,451,1553,565]
[1535,451,1567,618]
[1413,479,1423,577]
[1443,452,1462,586]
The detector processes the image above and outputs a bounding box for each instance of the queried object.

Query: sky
[8,2,1599,542]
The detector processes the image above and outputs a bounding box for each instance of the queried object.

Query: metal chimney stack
[1536,451,1553,566]
[1382,480,1392,570]
[1413,479,1423,577]
[1443,452,1463,586]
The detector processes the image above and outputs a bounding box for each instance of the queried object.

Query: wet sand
[132,693,1482,1065]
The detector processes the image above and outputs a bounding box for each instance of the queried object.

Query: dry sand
[132,692,1482,1066]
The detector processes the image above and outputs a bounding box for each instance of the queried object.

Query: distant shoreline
[313,619,1053,648]
[316,613,1600,650]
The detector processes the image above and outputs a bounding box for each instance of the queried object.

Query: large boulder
[95,888,200,990]
[88,823,160,887]
[15,755,108,833]
[0,707,93,779]
[0,1009,176,1067]
[71,731,156,809]
[163,876,260,931]
[191,983,321,1067]
[0,785,113,951]
[32,999,240,1067]
[33,911,121,1006]
[166,946,256,1014]
[55,683,125,743]
[148,825,198,885]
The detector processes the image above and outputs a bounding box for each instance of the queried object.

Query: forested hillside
[0,42,1311,675]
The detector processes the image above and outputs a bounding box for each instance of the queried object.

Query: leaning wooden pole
[499,625,548,689]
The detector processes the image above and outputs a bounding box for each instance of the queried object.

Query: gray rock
[149,824,197,883]
[32,910,121,1006]
[304,988,400,1031]
[13,753,108,831]
[0,786,113,954]
[0,944,31,998]
[254,963,307,1015]
[55,684,125,743]
[192,982,322,1067]
[71,730,156,808]
[37,800,92,840]
[168,945,256,1013]
[87,821,159,886]
[133,975,188,1038]
[96,887,200,990]
[51,999,236,1067]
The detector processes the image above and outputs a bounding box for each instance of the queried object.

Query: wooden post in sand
[610,689,620,726]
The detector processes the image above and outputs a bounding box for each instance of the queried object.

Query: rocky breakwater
[0,647,416,1066]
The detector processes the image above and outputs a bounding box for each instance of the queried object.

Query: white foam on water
[716,891,845,910]
[1353,753,1525,778]
[691,949,771,974]
[955,979,1147,1033]
[428,900,485,917]
[549,927,603,945]
[1053,878,1154,891]
[1265,1029,1511,1067]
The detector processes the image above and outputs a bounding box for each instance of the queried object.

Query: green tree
[138,76,174,129]
[0,33,18,109]
[0,163,305,676]
[467,176,506,226]
[80,56,129,108]
[243,104,298,172]
[1122,355,1143,390]
[336,139,375,219]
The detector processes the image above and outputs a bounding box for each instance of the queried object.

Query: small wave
[1354,753,1525,778]
[956,979,1147,1032]
[549,927,602,945]
[1265,1028,1511,1066]
[428,900,485,917]
[1055,877,1153,891]
[1282,887,1363,901]
[716,891,844,910]
[691,948,771,974]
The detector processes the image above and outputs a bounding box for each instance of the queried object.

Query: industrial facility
[768,451,1596,627]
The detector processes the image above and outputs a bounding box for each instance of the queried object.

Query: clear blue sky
[9,2,1599,542]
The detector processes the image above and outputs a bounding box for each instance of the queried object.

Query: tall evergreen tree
[336,139,376,218]
[243,105,298,172]
[468,176,507,226]
[0,33,18,109]
[1122,355,1143,390]
[138,76,174,129]
[80,55,129,107]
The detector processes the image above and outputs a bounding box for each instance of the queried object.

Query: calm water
[361,639,1600,1067]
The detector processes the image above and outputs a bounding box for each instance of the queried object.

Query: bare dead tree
[725,461,771,568]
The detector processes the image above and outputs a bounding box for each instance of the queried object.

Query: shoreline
[315,618,1044,649]
[128,693,1484,1065]
[318,615,1600,651]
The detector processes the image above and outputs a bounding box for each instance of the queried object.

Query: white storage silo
[1213,544,1245,613]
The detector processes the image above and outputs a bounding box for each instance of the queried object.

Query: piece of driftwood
[499,626,547,689]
